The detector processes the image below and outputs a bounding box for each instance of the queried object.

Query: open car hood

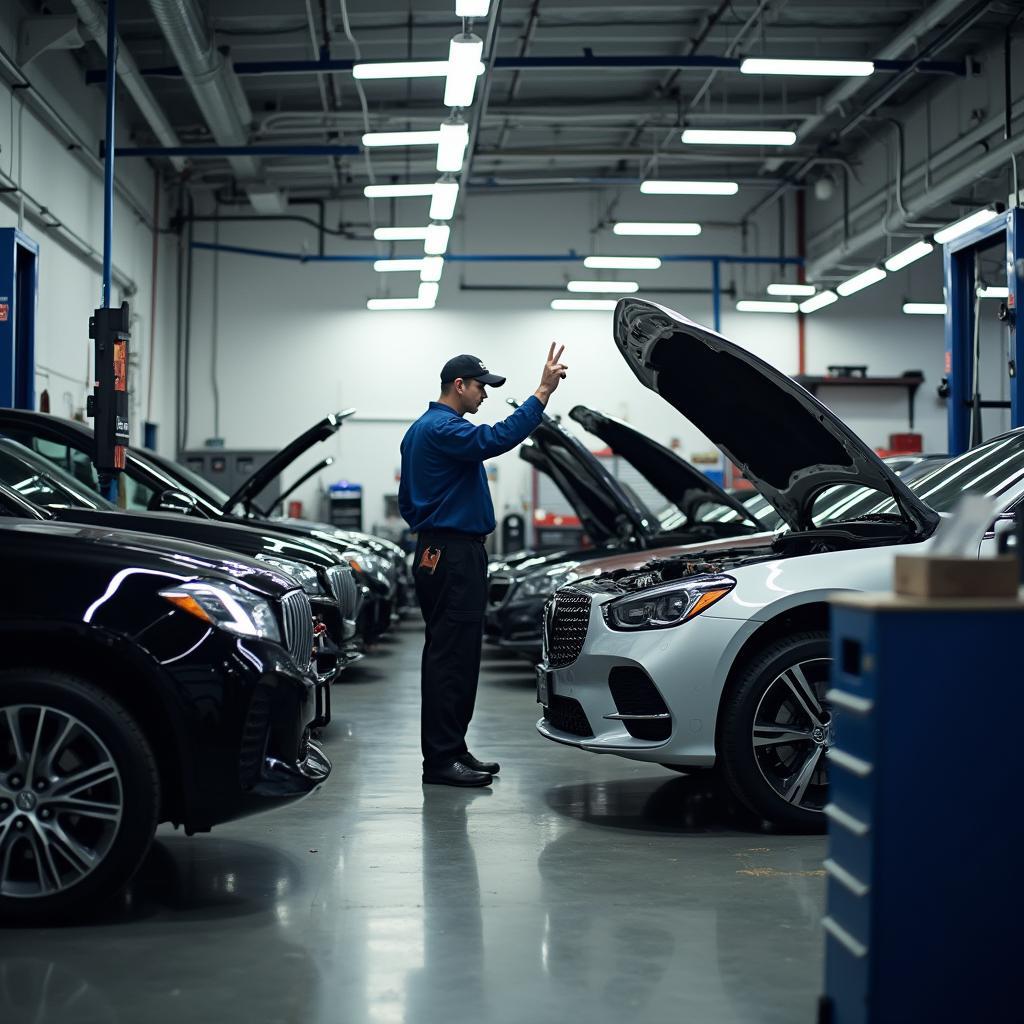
[519,411,656,543]
[569,404,758,528]
[613,299,940,536]
[224,410,355,513]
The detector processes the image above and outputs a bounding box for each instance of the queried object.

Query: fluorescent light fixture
[429,179,459,220]
[836,266,887,296]
[374,258,425,272]
[420,256,444,282]
[424,222,451,255]
[640,180,739,195]
[354,61,449,80]
[550,299,618,311]
[933,207,1002,244]
[978,285,1009,298]
[367,296,432,310]
[436,119,469,172]
[364,183,436,198]
[362,130,441,147]
[800,290,839,313]
[884,240,934,271]
[456,0,489,15]
[584,256,662,270]
[373,226,430,241]
[445,34,484,107]
[903,302,947,315]
[736,300,799,313]
[740,58,874,77]
[766,283,816,296]
[566,280,639,293]
[613,222,701,236]
[682,128,796,146]
[419,282,439,306]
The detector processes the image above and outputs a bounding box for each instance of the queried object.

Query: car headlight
[254,554,321,595]
[514,567,572,601]
[160,580,281,642]
[603,575,736,631]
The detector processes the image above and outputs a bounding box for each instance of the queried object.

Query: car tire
[0,669,160,922]
[718,631,831,831]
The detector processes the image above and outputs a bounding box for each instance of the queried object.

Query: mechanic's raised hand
[535,343,568,404]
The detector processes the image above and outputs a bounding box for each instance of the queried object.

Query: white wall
[0,1,177,454]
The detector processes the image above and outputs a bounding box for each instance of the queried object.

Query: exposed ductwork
[70,0,186,173]
[145,0,282,206]
[806,132,1024,281]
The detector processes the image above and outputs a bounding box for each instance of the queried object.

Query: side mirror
[148,488,198,515]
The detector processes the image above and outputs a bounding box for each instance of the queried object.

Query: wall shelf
[795,373,925,429]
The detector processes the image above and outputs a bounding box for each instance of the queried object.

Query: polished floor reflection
[2,620,826,1024]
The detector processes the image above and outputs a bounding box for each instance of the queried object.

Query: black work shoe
[462,752,500,775]
[422,761,493,787]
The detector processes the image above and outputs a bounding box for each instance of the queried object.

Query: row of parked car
[0,406,412,922]
[491,298,1024,829]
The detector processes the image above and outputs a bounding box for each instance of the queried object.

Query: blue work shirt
[399,395,545,535]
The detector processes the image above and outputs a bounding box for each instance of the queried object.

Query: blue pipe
[101,0,117,308]
[116,144,362,158]
[712,260,721,331]
[86,54,966,83]
[190,241,802,267]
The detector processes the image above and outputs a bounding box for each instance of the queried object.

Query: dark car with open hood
[0,507,331,922]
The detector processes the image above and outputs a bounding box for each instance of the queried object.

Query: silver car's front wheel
[0,670,160,921]
[719,631,831,830]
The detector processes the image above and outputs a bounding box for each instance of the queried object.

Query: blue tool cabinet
[819,594,1023,1024]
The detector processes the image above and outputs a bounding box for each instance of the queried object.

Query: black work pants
[413,531,488,769]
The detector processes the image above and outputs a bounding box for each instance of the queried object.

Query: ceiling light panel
[736,300,799,313]
[613,222,701,236]
[429,180,460,220]
[583,256,662,270]
[420,256,445,282]
[363,131,441,147]
[436,120,469,172]
[354,62,449,80]
[903,302,947,315]
[978,286,1010,298]
[884,241,935,271]
[374,259,425,272]
[456,0,490,15]
[640,180,739,195]
[424,223,451,255]
[365,184,436,198]
[740,58,874,77]
[766,283,817,296]
[367,297,433,310]
[551,299,618,311]
[933,207,1002,244]
[836,267,887,296]
[445,34,484,107]
[373,226,430,241]
[799,290,839,313]
[566,280,639,293]
[682,129,796,146]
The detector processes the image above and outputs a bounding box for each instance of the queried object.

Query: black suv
[0,512,331,922]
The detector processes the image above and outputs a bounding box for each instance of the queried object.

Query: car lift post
[88,0,129,503]
[943,206,1024,454]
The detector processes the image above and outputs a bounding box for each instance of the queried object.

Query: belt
[419,528,488,544]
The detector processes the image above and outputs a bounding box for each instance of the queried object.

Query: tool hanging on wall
[87,302,131,488]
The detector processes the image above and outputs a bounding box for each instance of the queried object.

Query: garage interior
[1,1,1022,1022]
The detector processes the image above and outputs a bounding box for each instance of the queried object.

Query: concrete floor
[4,619,827,1024]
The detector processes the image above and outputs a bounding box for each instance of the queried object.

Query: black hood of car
[519,413,656,543]
[613,299,940,536]
[568,404,758,527]
[0,515,297,600]
[224,410,356,514]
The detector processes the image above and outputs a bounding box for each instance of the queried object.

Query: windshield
[145,450,233,507]
[0,440,115,511]
[870,434,1024,515]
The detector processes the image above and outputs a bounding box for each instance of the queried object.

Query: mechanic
[399,345,568,787]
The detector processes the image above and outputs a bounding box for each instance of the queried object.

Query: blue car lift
[0,229,39,411]
[944,206,1024,454]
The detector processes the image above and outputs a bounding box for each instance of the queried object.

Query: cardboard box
[893,554,1019,599]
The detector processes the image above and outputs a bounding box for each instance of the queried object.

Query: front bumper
[535,593,751,767]
[484,596,545,648]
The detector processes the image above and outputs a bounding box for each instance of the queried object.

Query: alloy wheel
[0,705,124,899]
[750,658,833,813]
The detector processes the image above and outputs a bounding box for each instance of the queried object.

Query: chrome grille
[545,588,592,668]
[488,577,513,607]
[326,565,359,618]
[281,589,314,672]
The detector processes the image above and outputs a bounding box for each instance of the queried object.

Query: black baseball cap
[440,354,506,387]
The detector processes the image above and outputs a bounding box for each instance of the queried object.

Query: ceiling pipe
[806,132,1024,281]
[70,0,186,173]
[145,0,277,202]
